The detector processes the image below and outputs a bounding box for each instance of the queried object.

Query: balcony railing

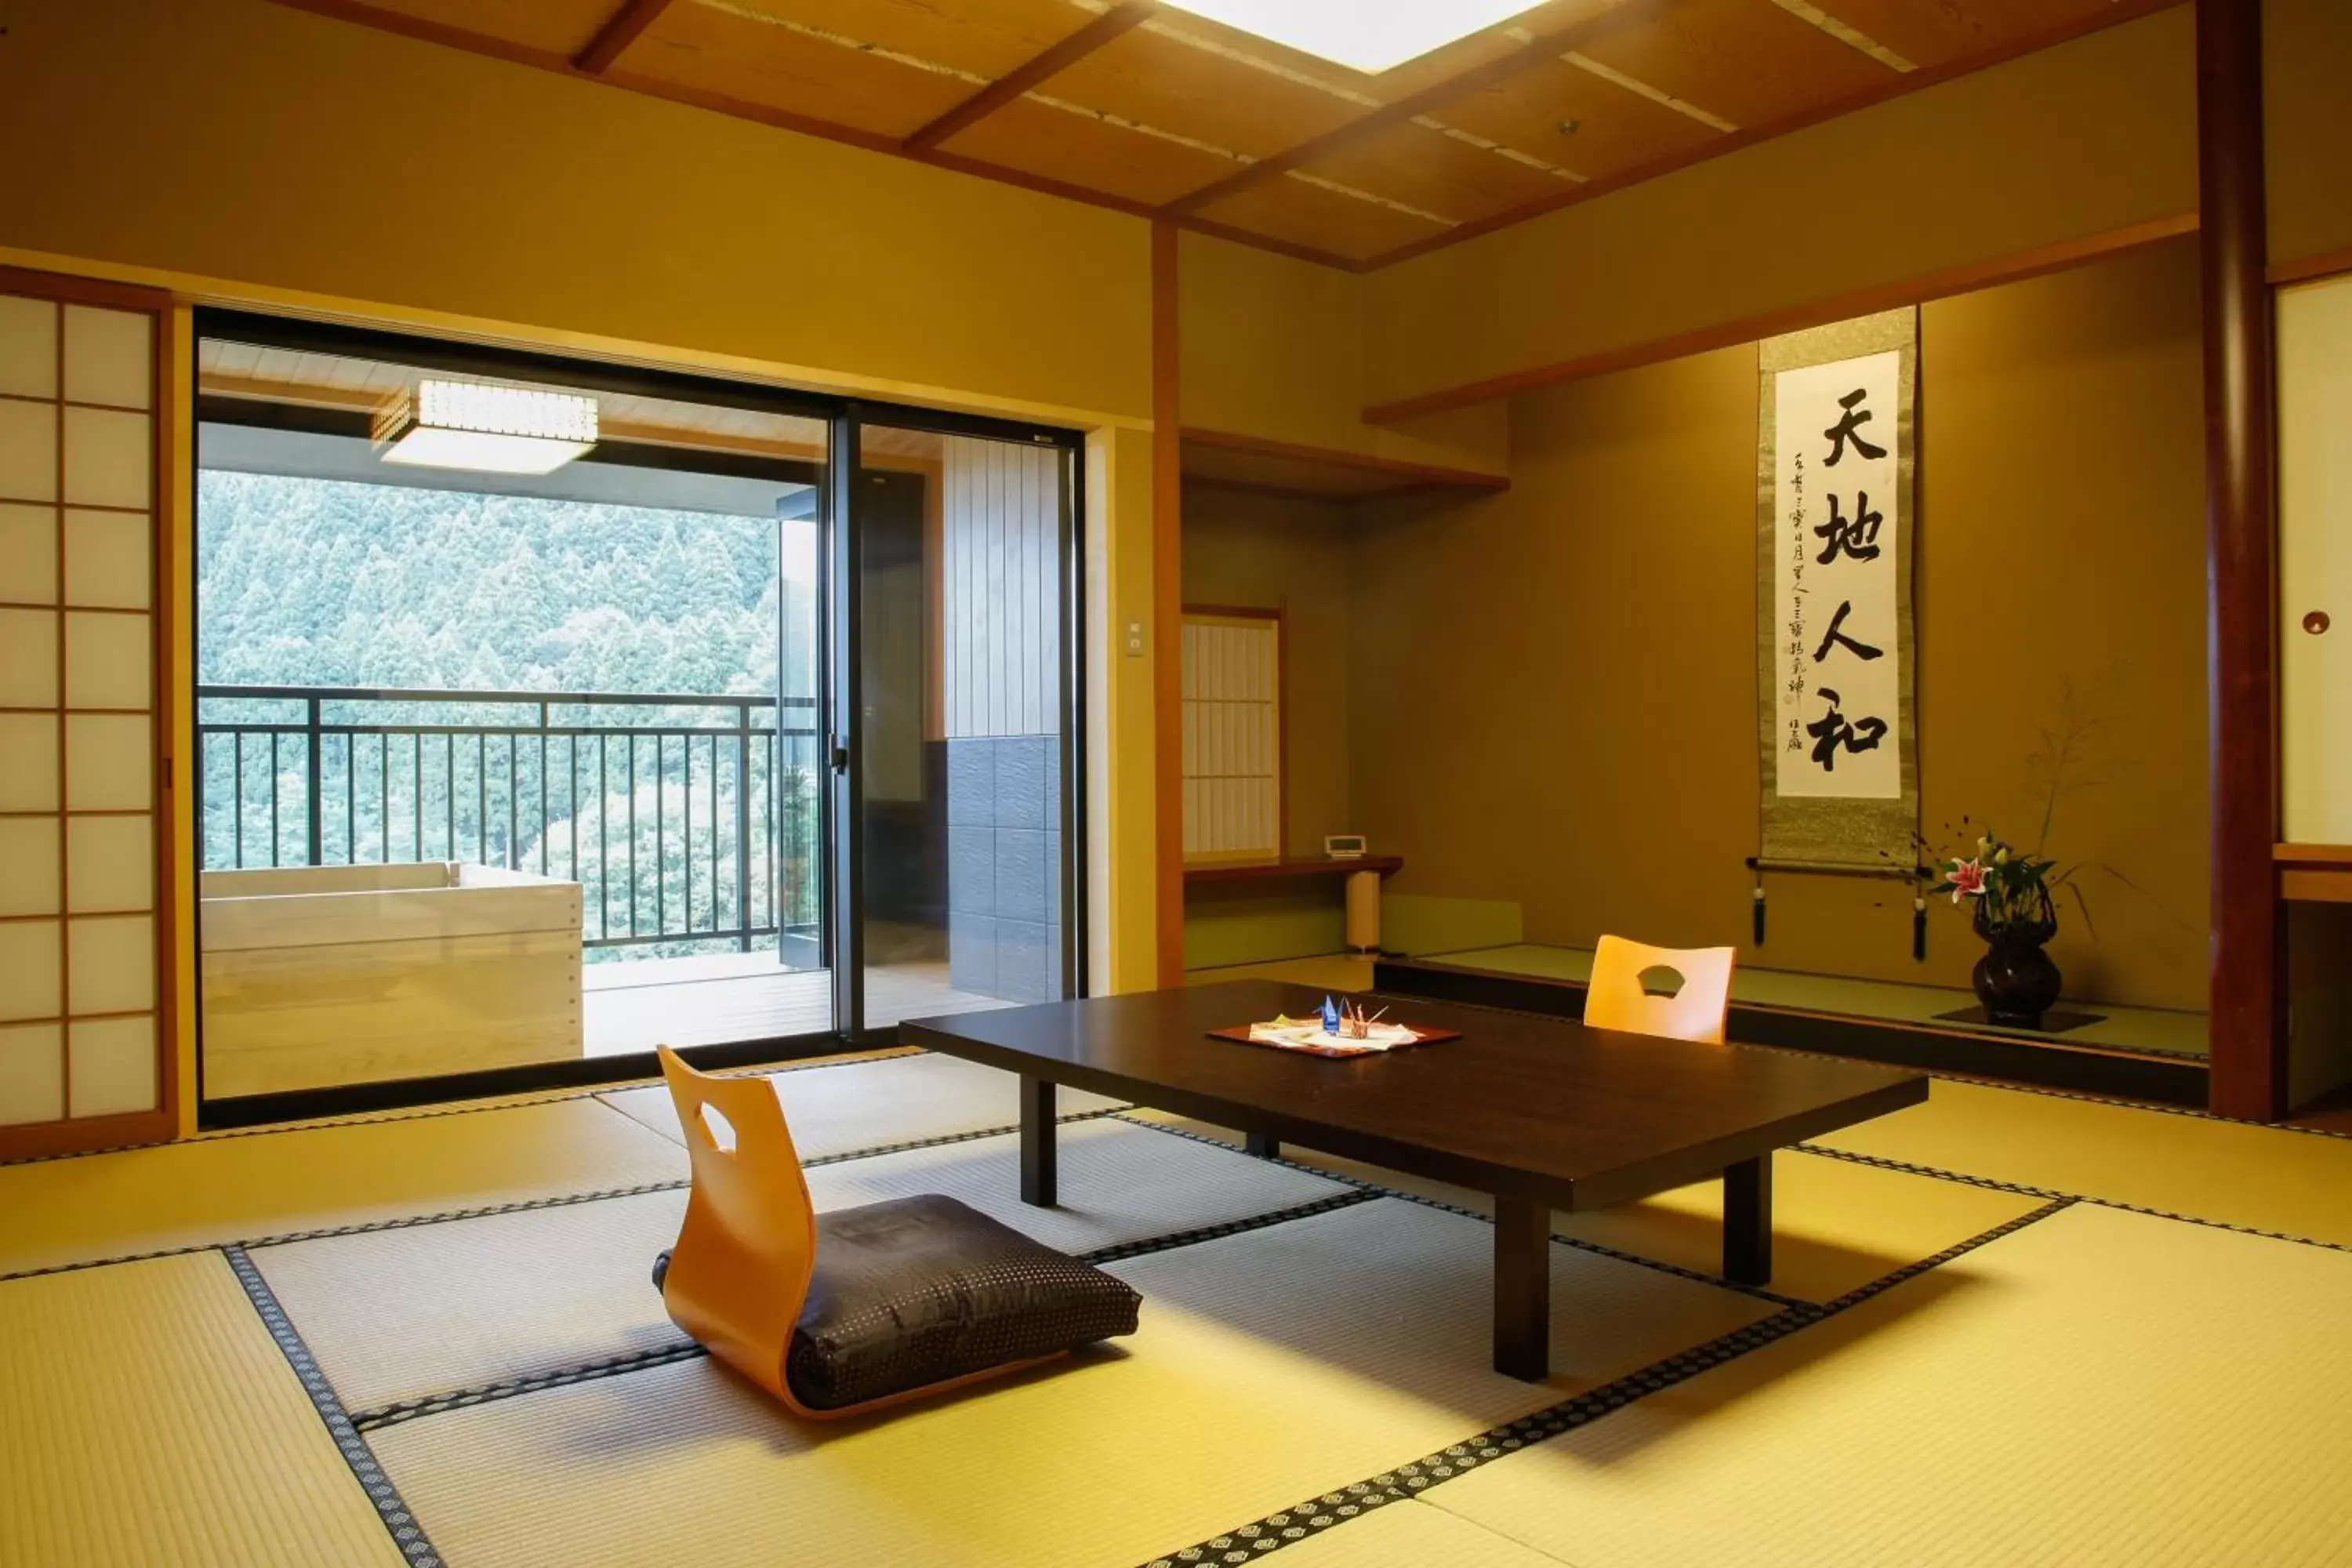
[196,684,820,952]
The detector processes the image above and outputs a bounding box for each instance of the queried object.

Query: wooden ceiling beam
[575,0,678,75]
[1359,0,2190,271]
[1159,0,1672,217]
[903,1,1160,152]
[1361,213,2198,423]
[267,0,1365,270]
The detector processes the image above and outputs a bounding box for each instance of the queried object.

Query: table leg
[1244,1131,1280,1160]
[1020,1076,1057,1208]
[1722,1152,1773,1285]
[1492,1195,1551,1381]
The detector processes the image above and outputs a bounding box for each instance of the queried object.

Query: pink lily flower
[1945,858,1987,904]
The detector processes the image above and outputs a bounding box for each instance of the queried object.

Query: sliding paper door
[0,270,176,1158]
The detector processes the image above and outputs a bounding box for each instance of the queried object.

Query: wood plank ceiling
[282,0,2175,269]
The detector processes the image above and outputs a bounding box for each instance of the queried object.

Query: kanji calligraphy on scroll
[1757,310,1918,866]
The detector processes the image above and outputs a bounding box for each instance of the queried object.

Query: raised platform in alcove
[1374,946,2210,1108]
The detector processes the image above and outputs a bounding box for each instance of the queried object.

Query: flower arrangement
[1927,826,2062,938]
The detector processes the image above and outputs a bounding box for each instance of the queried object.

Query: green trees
[196,470,797,694]
[195,470,822,959]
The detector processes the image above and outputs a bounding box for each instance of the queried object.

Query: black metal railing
[196,684,821,951]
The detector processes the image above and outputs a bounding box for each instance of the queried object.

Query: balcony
[194,684,975,1062]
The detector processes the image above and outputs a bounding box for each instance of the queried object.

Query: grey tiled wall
[948,735,1064,1004]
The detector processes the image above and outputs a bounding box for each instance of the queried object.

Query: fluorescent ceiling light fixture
[375,379,599,475]
[1160,0,1538,74]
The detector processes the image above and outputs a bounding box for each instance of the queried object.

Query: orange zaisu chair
[1583,935,1737,1044]
[649,1047,1140,1419]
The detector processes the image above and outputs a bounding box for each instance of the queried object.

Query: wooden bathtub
[200,862,584,1099]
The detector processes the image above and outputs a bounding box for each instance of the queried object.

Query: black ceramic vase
[1971,891,2062,1029]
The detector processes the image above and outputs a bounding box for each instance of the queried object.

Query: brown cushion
[784,1194,1139,1410]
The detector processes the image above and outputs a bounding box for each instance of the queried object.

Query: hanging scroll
[1756,308,1918,868]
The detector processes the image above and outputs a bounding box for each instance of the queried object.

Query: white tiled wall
[0,288,161,1131]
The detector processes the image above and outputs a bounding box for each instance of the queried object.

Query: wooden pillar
[1152,221,1188,988]
[2199,0,2288,1120]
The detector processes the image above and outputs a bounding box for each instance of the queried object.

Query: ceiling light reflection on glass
[1160,0,1538,74]
[375,380,600,475]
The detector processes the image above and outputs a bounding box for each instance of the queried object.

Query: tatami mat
[1123,1111,2042,1303]
[1265,1500,1568,1567]
[1555,1150,2043,1302]
[1814,1076,2352,1244]
[1423,1205,2352,1568]
[254,1118,1356,1414]
[597,1050,1129,1156]
[0,1253,405,1568]
[368,1198,1777,1568]
[1186,954,1384,993]
[0,1098,688,1276]
[1422,942,2212,1058]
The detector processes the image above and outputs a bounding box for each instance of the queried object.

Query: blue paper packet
[1320,994,1341,1034]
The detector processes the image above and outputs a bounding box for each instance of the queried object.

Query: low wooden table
[901,982,1930,1381]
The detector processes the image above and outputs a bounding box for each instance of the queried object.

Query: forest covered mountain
[196,470,811,696]
[194,470,822,952]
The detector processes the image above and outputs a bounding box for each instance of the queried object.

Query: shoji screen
[1180,610,1283,865]
[0,270,175,1156]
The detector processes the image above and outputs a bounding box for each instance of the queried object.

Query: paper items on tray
[1248,1015,1421,1052]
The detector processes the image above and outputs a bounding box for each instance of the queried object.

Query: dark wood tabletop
[899,980,1929,1213]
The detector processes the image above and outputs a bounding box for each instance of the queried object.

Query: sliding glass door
[194,314,838,1115]
[190,316,1082,1120]
[833,411,1082,1038]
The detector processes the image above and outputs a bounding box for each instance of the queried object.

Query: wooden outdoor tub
[200,862,584,1099]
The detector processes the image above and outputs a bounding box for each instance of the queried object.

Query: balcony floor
[580,951,1013,1056]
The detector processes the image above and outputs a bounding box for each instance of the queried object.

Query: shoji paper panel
[1180,612,1281,864]
[0,276,168,1146]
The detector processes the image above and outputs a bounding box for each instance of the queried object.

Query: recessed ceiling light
[374,380,599,476]
[1161,0,1539,75]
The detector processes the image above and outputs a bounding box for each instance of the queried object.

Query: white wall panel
[942,436,1061,740]
[2281,273,2352,844]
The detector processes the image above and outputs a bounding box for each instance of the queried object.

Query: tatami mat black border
[1114,1114,1813,1311]
[345,1187,1387,1433]
[1116,1107,2352,1276]
[353,1342,714,1433]
[1791,1142,2352,1254]
[0,1047,925,1170]
[1138,1198,2075,1568]
[222,1245,445,1568]
[1367,961,2352,1141]
[0,1106,1134,1286]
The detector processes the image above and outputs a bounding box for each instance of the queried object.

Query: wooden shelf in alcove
[1184,855,1403,887]
[2276,844,2352,902]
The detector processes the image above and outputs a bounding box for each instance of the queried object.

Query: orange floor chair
[650,1047,1140,1418]
[1581,935,1737,1044]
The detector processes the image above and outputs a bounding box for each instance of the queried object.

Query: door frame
[830,401,1089,1045]
[183,314,1087,1127]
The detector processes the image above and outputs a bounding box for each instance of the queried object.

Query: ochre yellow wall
[1177,232,1508,475]
[0,0,1178,1039]
[1090,428,1163,995]
[1361,7,2198,416]
[1348,242,2210,1012]
[2267,0,2352,272]
[0,0,1152,429]
[1180,485,1356,858]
